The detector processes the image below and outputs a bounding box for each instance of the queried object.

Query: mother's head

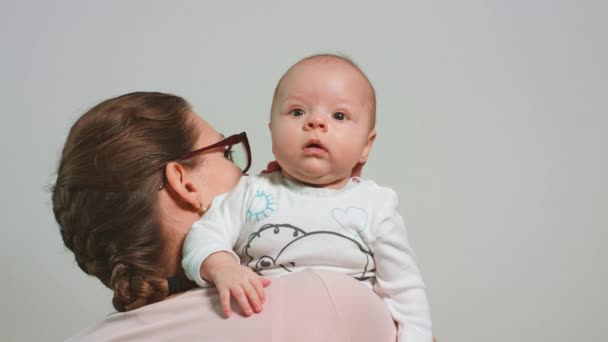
[52,92,244,311]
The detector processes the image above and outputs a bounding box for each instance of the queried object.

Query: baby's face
[269,59,376,188]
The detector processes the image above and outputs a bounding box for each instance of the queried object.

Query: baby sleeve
[372,189,433,342]
[182,176,253,287]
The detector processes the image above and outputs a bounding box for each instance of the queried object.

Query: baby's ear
[359,129,376,163]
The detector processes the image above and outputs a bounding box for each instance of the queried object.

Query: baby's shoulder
[352,177,398,200]
[247,172,282,187]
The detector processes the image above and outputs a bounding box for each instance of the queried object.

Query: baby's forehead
[280,59,372,95]
[290,56,364,79]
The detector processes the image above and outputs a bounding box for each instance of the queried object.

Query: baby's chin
[280,167,349,189]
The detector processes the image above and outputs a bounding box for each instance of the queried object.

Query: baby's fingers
[250,277,271,304]
[231,287,254,316]
[250,277,266,305]
[219,288,232,318]
[243,282,264,313]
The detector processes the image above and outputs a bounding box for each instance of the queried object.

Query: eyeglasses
[159,132,251,190]
[179,131,251,173]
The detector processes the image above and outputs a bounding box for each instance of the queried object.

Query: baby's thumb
[262,278,272,287]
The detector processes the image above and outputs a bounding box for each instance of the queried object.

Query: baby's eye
[332,112,347,121]
[289,108,305,117]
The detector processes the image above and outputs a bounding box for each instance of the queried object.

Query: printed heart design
[257,256,275,269]
[331,207,368,238]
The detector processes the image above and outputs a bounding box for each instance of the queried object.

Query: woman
[52,92,398,341]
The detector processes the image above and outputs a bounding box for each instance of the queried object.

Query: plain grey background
[2,0,606,341]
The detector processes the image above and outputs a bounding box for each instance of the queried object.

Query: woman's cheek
[221,160,242,188]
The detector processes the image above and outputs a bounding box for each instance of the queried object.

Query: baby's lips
[303,138,328,152]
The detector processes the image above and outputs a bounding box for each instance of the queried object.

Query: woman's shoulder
[65,288,218,341]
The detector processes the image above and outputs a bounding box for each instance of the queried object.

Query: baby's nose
[305,115,327,130]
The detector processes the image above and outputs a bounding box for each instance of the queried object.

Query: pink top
[67,269,396,342]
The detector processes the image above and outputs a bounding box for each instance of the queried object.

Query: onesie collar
[280,173,360,197]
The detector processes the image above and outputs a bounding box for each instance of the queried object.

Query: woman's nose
[304,114,327,131]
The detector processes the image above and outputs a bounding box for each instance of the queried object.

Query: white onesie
[183,172,432,342]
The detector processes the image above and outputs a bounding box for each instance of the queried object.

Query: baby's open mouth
[303,140,328,155]
[306,143,324,149]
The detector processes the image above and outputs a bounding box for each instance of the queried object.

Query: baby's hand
[213,263,271,317]
[201,252,271,317]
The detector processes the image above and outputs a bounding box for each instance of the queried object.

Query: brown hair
[52,92,198,311]
[271,53,377,128]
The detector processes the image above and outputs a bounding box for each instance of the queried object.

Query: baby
[183,54,432,341]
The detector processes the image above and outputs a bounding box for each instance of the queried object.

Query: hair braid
[52,92,197,311]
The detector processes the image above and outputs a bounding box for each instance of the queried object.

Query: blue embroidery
[247,190,277,222]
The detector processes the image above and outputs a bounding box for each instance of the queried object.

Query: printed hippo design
[241,223,375,280]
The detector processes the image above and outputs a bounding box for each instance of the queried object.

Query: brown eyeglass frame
[159,132,251,190]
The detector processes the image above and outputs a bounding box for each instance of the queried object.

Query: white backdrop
[1,1,606,341]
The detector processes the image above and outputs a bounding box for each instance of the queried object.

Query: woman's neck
[157,191,200,278]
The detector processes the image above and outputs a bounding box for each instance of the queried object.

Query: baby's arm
[182,177,270,317]
[373,190,433,342]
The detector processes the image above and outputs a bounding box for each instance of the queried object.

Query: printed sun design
[247,190,277,222]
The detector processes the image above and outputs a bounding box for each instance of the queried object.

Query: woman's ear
[359,129,376,163]
[164,161,200,211]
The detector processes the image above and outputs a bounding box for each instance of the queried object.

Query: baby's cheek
[273,139,297,164]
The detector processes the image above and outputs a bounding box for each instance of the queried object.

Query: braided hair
[52,92,198,311]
